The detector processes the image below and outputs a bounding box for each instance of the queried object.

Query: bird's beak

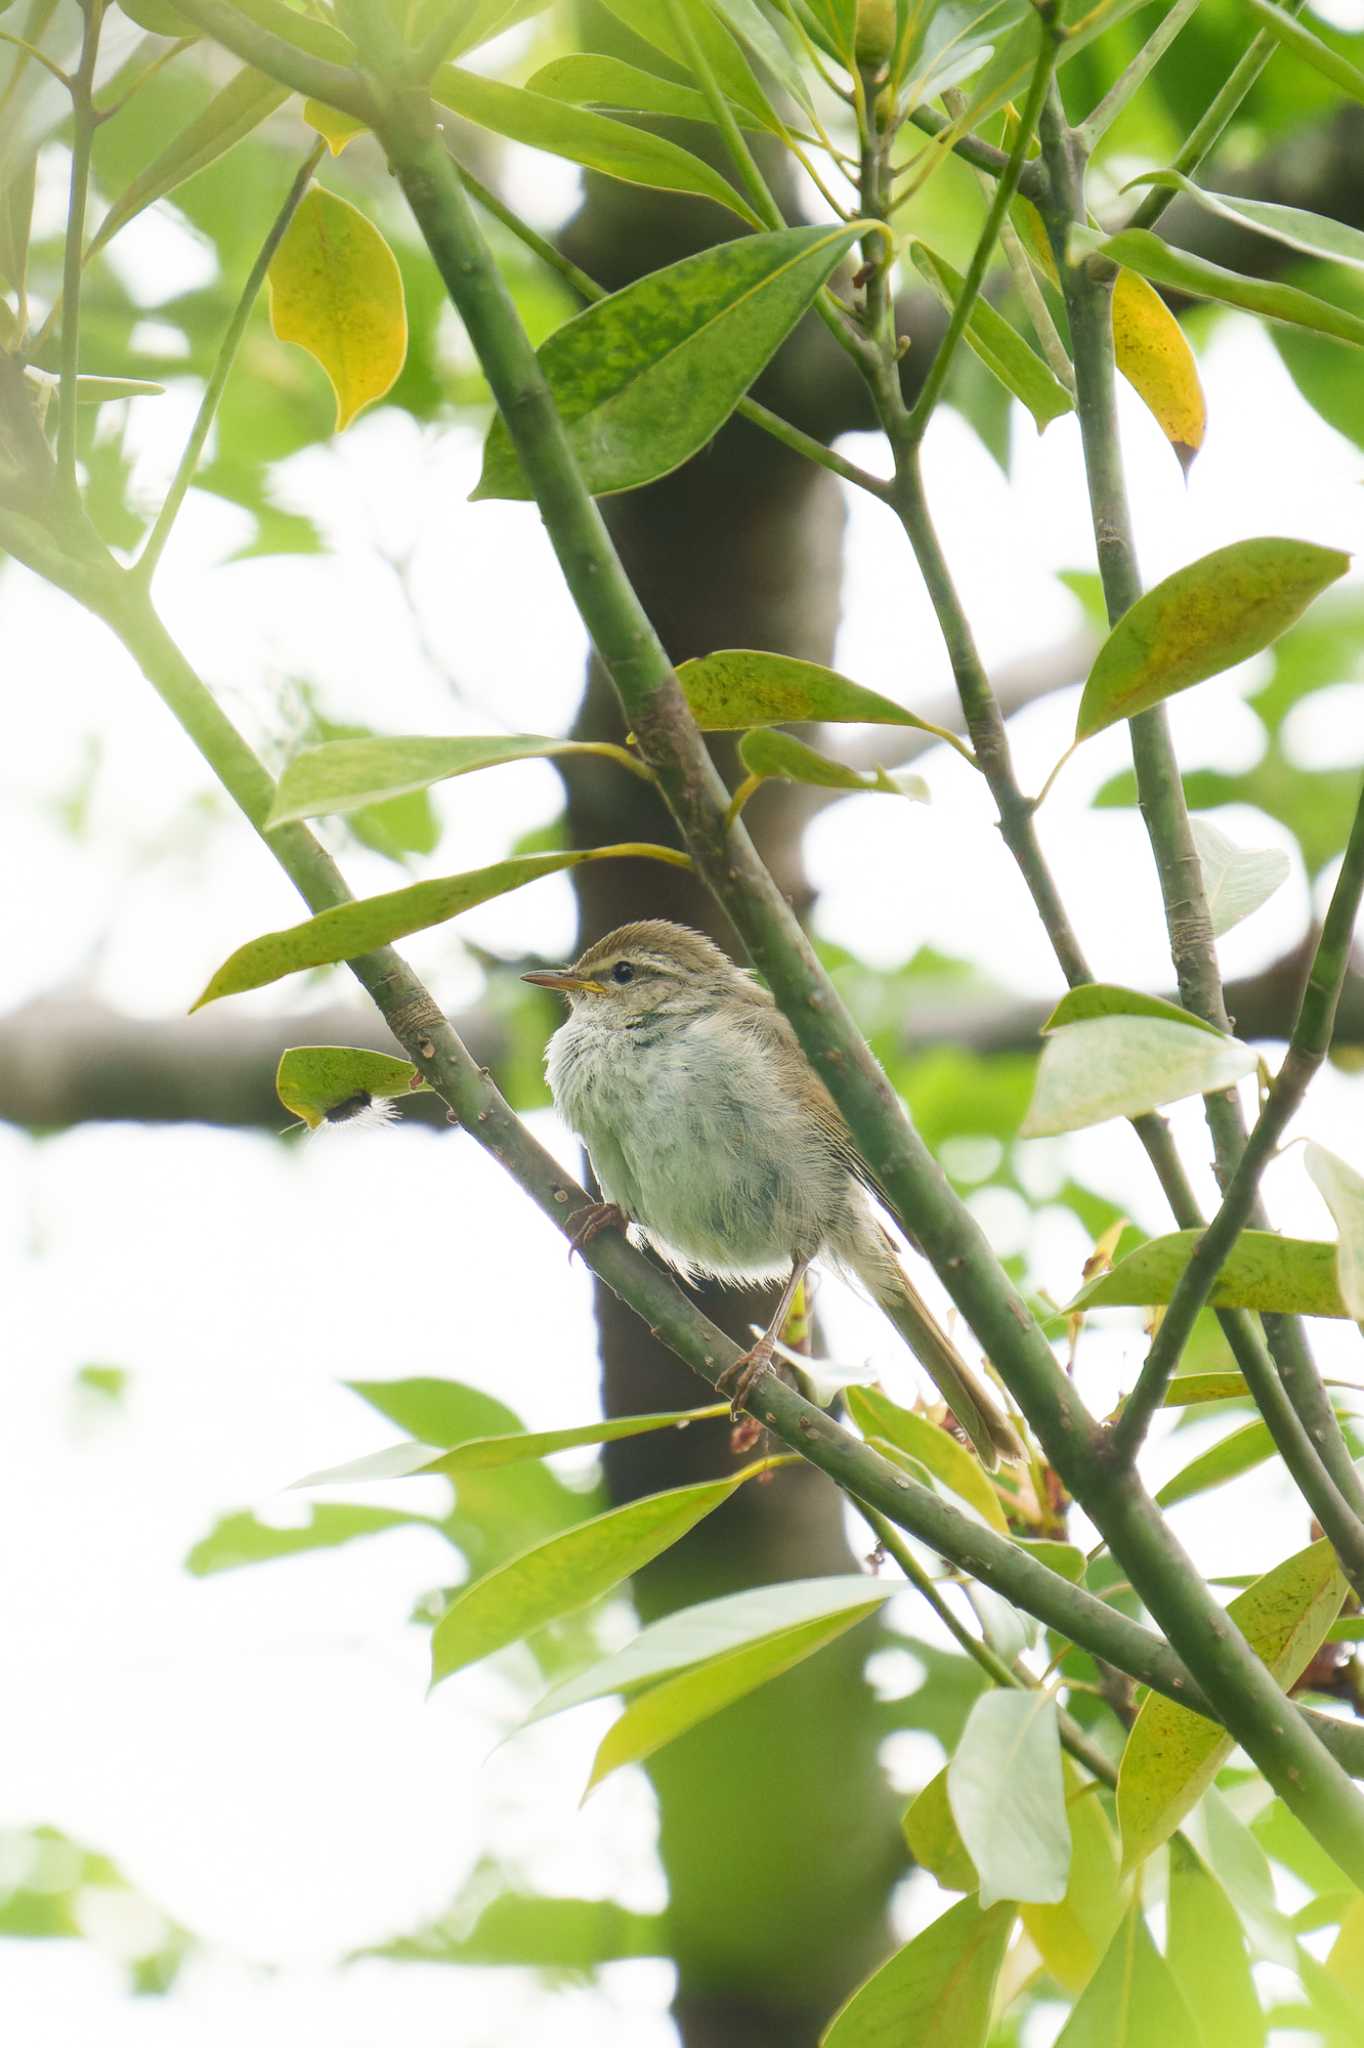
[521,969,608,995]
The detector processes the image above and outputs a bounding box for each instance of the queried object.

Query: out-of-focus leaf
[1110,267,1206,471]
[527,54,745,127]
[302,98,368,155]
[118,0,196,33]
[269,734,643,823]
[475,224,865,500]
[267,188,407,432]
[1160,1371,1251,1406]
[357,1878,664,1968]
[912,242,1073,431]
[185,1503,432,1575]
[1075,537,1351,741]
[1021,1015,1256,1136]
[1246,0,1364,108]
[0,151,36,296]
[430,1472,756,1685]
[1304,1142,1364,1319]
[707,0,817,119]
[1052,1900,1197,2046]
[529,1573,895,1724]
[1117,1538,1346,1869]
[1071,225,1364,348]
[600,0,782,127]
[1021,1764,1125,1997]
[737,729,930,802]
[1166,1835,1266,2048]
[903,1765,979,1893]
[347,1377,524,1447]
[947,1692,1069,1907]
[191,843,689,1007]
[275,1045,427,1130]
[846,1386,1008,1532]
[1011,1537,1087,1581]
[1043,983,1224,1036]
[1127,170,1364,277]
[432,66,760,223]
[415,0,550,65]
[677,649,944,731]
[88,68,290,259]
[1190,817,1292,936]
[585,1602,881,1790]
[821,1895,1016,2047]
[71,374,166,404]
[1072,1231,1347,1318]
[1155,1420,1277,1507]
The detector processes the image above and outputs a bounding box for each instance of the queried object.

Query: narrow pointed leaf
[1071,225,1364,349]
[585,1603,880,1790]
[267,189,407,432]
[276,1045,427,1129]
[430,1473,750,1684]
[1161,1371,1251,1407]
[191,844,688,1007]
[738,729,929,801]
[903,1767,979,1892]
[1021,1764,1125,1997]
[1021,1015,1256,1136]
[432,66,761,223]
[186,1503,428,1575]
[846,1386,1008,1533]
[268,734,640,824]
[422,1404,729,1474]
[1111,266,1205,470]
[293,1441,447,1486]
[912,243,1073,431]
[1071,1231,1348,1318]
[347,1376,526,1447]
[1117,1538,1347,1869]
[601,0,780,128]
[1246,0,1364,108]
[475,224,865,499]
[1043,983,1224,1037]
[947,1692,1069,1907]
[821,1895,1015,2048]
[706,0,818,119]
[1156,1420,1277,1508]
[1166,1837,1266,2048]
[1054,1901,1198,2047]
[1190,818,1291,937]
[73,375,165,404]
[677,649,939,730]
[527,54,745,126]
[529,1573,896,1723]
[1305,1142,1364,1318]
[1127,170,1364,277]
[1076,537,1350,741]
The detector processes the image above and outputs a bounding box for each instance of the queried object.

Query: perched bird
[525,920,1020,1466]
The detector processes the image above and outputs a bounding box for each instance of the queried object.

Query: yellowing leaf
[303,98,368,156]
[268,187,407,431]
[903,1766,979,1893]
[1112,268,1206,471]
[1117,1538,1347,1870]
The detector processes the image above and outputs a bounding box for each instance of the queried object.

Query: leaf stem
[136,140,325,587]
[663,0,785,233]
[1075,0,1201,151]
[56,0,104,511]
[164,0,373,118]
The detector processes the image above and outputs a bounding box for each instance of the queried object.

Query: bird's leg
[564,1200,627,1262]
[717,1258,811,1418]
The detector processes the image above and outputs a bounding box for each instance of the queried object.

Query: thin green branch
[0,0,59,122]
[1126,0,1308,234]
[0,25,67,86]
[161,0,373,119]
[136,140,325,587]
[1114,779,1364,1464]
[905,15,1057,444]
[904,102,1014,182]
[56,0,103,510]
[1076,0,1201,150]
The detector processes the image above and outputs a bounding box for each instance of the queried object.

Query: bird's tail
[849,1226,1022,1470]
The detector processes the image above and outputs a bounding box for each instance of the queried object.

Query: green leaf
[1075,537,1351,741]
[267,188,407,432]
[821,1895,1016,2048]
[430,1473,753,1685]
[1021,1016,1256,1137]
[293,1441,447,1486]
[416,0,551,65]
[1125,170,1364,278]
[1160,1371,1253,1407]
[347,1376,525,1447]
[529,1573,896,1724]
[911,243,1074,432]
[1042,983,1225,1037]
[1117,1538,1347,1869]
[947,1692,1070,1908]
[677,649,940,731]
[359,1882,664,1968]
[706,0,818,120]
[601,0,780,129]
[185,1503,429,1575]
[474,224,865,500]
[1155,1420,1277,1508]
[1166,1836,1266,2048]
[71,375,166,404]
[846,1386,1008,1533]
[1053,1900,1198,2047]
[275,1045,427,1129]
[1190,818,1292,937]
[1010,1537,1087,1581]
[423,1404,730,1474]
[1072,1231,1348,1319]
[737,729,930,802]
[0,150,35,298]
[903,1766,979,1893]
[1071,225,1364,350]
[1021,1765,1125,1997]
[584,1602,881,1791]
[1246,0,1364,109]
[118,0,197,32]
[88,68,290,261]
[269,734,640,824]
[191,843,689,1007]
[432,66,761,224]
[1304,1142,1364,1319]
[527,54,748,128]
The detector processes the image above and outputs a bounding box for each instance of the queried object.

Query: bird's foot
[716,1337,776,1419]
[565,1200,627,1263]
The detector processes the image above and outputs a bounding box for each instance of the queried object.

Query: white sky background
[4,119,1364,2048]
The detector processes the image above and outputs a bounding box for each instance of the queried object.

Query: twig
[1076,0,1201,150]
[55,0,103,510]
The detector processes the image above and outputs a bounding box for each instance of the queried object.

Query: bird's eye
[611,961,634,985]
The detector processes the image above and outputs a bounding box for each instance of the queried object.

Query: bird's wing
[746,998,891,1208]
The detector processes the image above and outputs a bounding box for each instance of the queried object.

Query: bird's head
[522,920,745,1023]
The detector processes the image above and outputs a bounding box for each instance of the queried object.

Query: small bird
[524,920,1020,1467]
